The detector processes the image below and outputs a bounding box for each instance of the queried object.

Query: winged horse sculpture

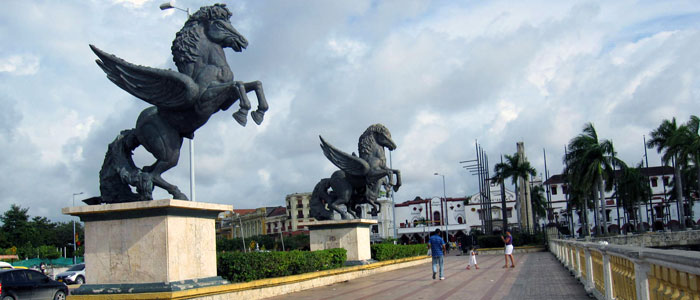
[89,4,268,204]
[309,124,402,220]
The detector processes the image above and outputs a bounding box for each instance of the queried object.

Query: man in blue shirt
[428,229,447,280]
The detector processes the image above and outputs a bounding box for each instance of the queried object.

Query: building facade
[285,192,313,234]
[543,166,700,236]
[394,183,517,244]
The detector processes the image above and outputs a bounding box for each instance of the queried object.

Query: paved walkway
[268,252,590,300]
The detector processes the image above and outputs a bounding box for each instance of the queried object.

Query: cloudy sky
[1,0,699,222]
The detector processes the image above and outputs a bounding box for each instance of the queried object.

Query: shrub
[371,243,426,261]
[217,248,346,282]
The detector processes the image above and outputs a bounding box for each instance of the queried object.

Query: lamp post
[159,1,190,16]
[434,173,448,244]
[160,2,194,201]
[72,192,83,264]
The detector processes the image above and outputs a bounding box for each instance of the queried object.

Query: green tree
[1,205,35,248]
[614,162,652,232]
[530,185,548,226]
[676,115,700,221]
[30,216,57,247]
[565,123,624,235]
[647,118,688,229]
[494,153,537,233]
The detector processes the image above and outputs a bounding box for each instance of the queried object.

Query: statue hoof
[173,192,189,201]
[251,110,265,125]
[232,111,248,127]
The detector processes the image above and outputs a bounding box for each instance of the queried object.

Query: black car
[0,269,68,300]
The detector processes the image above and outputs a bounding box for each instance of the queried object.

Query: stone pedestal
[300,219,377,265]
[62,199,231,294]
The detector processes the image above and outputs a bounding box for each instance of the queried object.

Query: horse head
[172,4,248,71]
[358,124,396,159]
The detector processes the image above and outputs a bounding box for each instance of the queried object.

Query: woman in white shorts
[501,231,515,268]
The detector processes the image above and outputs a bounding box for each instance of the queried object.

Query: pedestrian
[465,247,479,270]
[428,228,446,280]
[501,231,515,268]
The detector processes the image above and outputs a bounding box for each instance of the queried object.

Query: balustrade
[610,255,636,300]
[550,237,700,300]
[591,250,605,295]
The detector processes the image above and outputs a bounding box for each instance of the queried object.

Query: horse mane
[171,4,233,71]
[358,124,390,158]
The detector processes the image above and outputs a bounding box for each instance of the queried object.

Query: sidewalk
[267,252,590,300]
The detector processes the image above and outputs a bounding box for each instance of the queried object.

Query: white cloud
[0,55,40,75]
[1,0,699,221]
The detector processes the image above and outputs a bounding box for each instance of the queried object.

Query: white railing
[550,239,700,300]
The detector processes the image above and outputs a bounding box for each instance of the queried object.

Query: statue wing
[90,44,199,110]
[320,136,370,176]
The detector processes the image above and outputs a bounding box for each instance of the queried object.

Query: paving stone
[268,252,590,300]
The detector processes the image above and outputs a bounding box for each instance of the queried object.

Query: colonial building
[285,192,314,234]
[394,183,517,244]
[543,166,700,235]
[216,206,291,239]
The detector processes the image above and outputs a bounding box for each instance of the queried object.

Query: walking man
[501,231,515,268]
[428,229,447,280]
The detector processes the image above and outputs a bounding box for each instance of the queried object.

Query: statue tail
[98,129,153,204]
[310,178,333,220]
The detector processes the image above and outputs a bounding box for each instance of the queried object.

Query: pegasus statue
[310,124,402,220]
[88,4,268,204]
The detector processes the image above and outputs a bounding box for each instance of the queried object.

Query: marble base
[62,199,232,285]
[300,219,377,264]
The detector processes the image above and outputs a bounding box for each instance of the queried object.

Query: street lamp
[434,173,448,244]
[72,192,83,264]
[159,1,190,16]
[159,2,194,201]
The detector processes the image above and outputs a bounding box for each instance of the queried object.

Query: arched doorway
[433,211,442,226]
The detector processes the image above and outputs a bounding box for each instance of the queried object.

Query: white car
[0,262,13,269]
[55,263,85,284]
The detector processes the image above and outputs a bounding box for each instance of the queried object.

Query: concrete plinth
[62,199,231,294]
[300,219,377,265]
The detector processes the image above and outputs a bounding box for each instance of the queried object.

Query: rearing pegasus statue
[88,4,268,204]
[310,124,402,220]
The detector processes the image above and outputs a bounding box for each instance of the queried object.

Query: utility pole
[72,192,83,264]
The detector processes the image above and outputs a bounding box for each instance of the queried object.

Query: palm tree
[614,162,652,232]
[492,156,510,233]
[494,153,537,233]
[647,118,687,229]
[564,123,624,235]
[530,185,548,229]
[677,116,700,222]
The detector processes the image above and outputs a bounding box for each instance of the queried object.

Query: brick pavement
[267,252,590,300]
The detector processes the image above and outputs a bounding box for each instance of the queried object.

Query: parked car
[55,263,85,285]
[0,268,68,300]
[0,263,13,270]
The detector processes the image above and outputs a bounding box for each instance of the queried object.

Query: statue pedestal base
[62,199,231,295]
[300,219,377,265]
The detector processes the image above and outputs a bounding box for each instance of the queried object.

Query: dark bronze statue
[89,4,268,204]
[310,124,402,220]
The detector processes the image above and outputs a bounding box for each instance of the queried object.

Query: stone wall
[589,229,700,248]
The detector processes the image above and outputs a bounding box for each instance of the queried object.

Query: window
[650,177,658,187]
[551,185,558,195]
[457,216,464,224]
[507,209,512,218]
[663,176,670,186]
[24,270,46,283]
[297,210,304,218]
[297,199,303,207]
[562,185,568,194]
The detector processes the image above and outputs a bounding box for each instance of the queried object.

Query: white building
[394,183,517,244]
[543,166,700,236]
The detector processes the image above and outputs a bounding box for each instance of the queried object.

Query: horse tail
[97,129,153,204]
[310,178,334,220]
